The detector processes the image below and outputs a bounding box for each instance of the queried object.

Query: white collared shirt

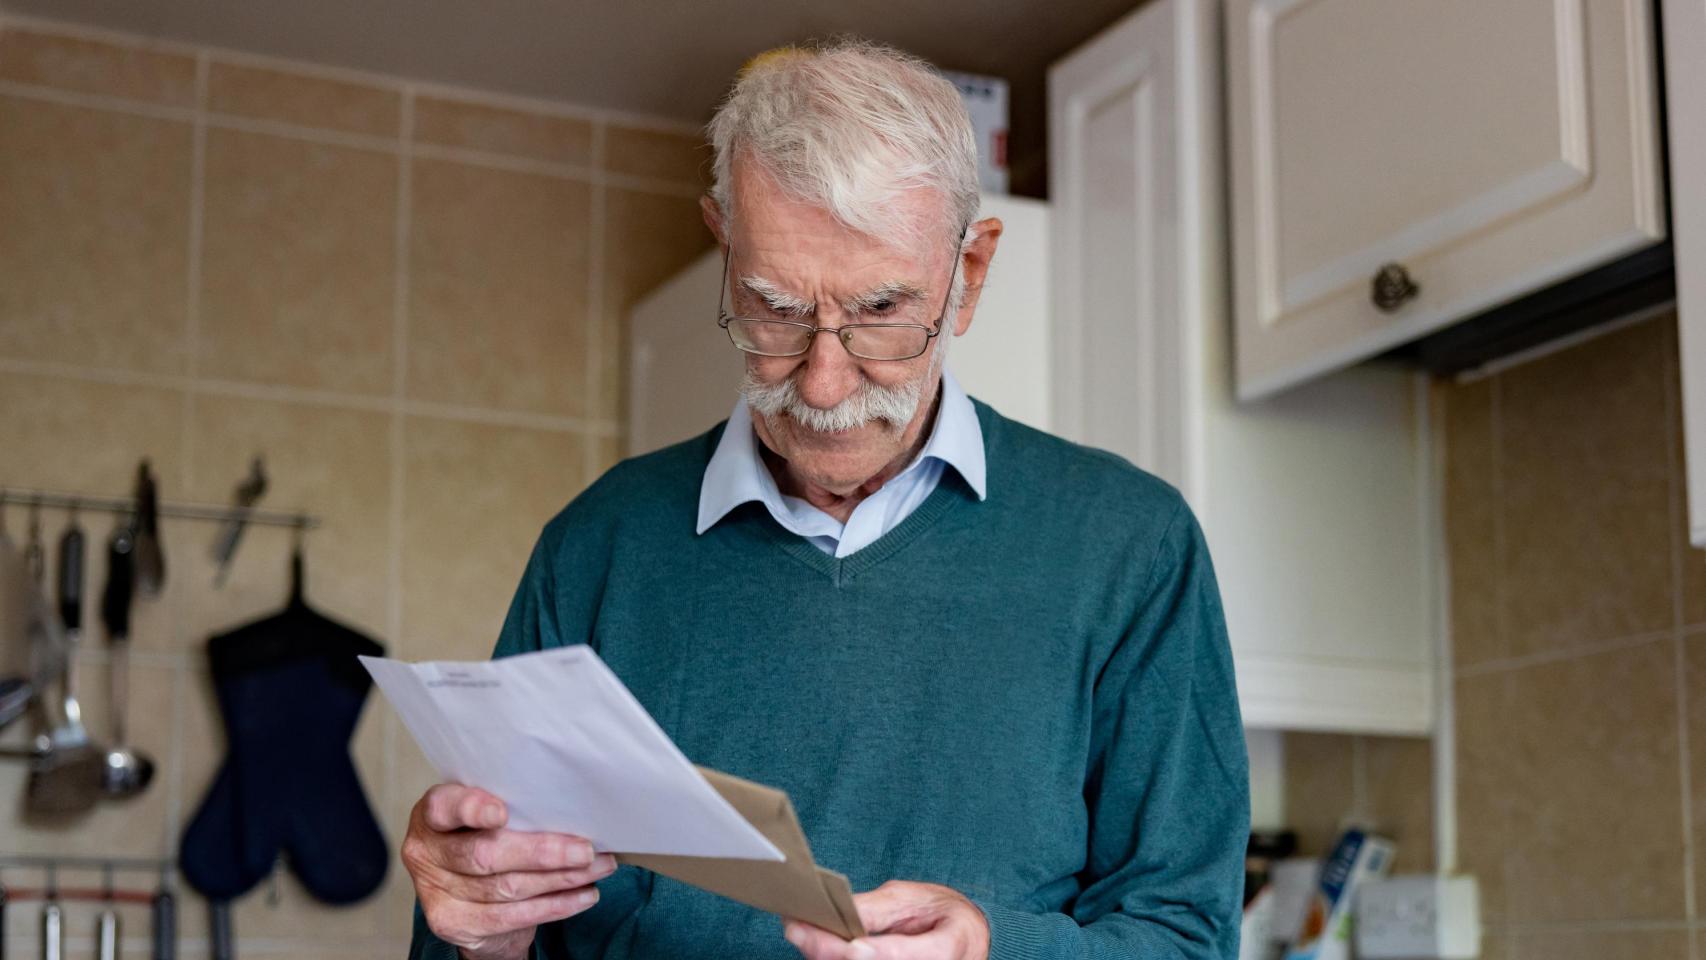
[695,370,988,558]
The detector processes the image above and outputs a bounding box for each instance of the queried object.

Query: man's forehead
[727,157,951,259]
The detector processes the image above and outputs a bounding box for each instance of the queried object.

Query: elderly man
[404,40,1248,960]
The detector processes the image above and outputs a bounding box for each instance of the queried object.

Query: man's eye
[869,299,896,314]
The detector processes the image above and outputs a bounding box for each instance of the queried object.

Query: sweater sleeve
[975,500,1249,960]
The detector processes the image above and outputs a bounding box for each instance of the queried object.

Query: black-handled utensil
[100,525,133,640]
[134,460,165,597]
[101,523,153,798]
[151,887,176,960]
[56,521,83,641]
[210,459,266,588]
[55,516,86,741]
[209,899,233,960]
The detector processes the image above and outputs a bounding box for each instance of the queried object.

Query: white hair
[706,38,981,255]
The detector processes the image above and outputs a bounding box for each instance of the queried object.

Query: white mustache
[740,372,924,434]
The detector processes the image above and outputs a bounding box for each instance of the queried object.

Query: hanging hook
[288,522,305,608]
[26,497,44,585]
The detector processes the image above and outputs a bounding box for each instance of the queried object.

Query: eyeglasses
[715,231,964,362]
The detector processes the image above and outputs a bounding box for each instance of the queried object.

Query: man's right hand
[403,783,616,960]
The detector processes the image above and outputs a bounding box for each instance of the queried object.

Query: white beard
[741,369,923,434]
[741,333,950,435]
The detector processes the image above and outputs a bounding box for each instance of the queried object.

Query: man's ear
[701,195,728,249]
[952,216,1005,337]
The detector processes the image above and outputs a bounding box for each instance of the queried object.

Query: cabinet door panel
[1665,0,1706,547]
[1264,0,1583,305]
[1230,0,1665,398]
[1050,0,1188,490]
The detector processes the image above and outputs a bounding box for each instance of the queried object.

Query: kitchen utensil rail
[0,855,174,874]
[0,489,318,531]
[2,886,156,904]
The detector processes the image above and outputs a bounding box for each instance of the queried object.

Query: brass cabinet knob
[1371,262,1420,313]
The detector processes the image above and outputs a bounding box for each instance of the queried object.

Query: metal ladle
[100,521,154,798]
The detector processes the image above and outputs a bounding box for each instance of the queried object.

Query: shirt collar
[695,368,987,536]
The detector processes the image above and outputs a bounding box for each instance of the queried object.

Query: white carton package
[1240,887,1283,960]
[1267,858,1323,945]
[1282,829,1394,960]
[942,70,1008,194]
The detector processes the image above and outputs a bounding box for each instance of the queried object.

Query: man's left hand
[783,880,990,960]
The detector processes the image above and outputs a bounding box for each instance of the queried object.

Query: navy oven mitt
[180,555,388,905]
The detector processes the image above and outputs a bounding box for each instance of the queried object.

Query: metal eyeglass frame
[715,229,966,362]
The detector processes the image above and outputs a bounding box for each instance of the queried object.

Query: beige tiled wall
[1285,313,1706,959]
[1280,732,1436,875]
[0,17,713,959]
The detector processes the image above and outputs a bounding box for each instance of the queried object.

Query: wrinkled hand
[784,880,991,960]
[402,784,616,960]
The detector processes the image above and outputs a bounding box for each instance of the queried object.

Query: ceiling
[0,0,1148,197]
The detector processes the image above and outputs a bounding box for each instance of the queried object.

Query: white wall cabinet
[1227,0,1667,400]
[1667,0,1706,549]
[1050,0,1435,734]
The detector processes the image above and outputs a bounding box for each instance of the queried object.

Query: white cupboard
[1050,0,1436,734]
[1226,0,1668,400]
[1666,0,1706,548]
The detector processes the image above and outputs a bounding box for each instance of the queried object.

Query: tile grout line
[1486,373,1517,915]
[1666,323,1700,943]
[1490,375,1510,664]
[0,79,703,200]
[163,653,191,865]
[1453,628,1675,677]
[605,170,706,199]
[0,357,624,436]
[185,53,209,385]
[1427,382,1459,874]
[412,140,588,182]
[1350,735,1369,826]
[1497,919,1700,933]
[207,111,395,154]
[163,51,212,871]
[394,89,415,402]
[385,86,416,820]
[0,78,194,121]
[2,12,706,135]
[585,121,608,483]
[177,52,210,498]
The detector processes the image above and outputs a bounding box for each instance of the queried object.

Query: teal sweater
[410,403,1249,960]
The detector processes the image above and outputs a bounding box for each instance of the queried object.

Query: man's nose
[795,320,862,409]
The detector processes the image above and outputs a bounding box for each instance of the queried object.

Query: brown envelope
[616,766,866,940]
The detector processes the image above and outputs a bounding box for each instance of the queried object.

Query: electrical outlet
[1355,874,1480,960]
